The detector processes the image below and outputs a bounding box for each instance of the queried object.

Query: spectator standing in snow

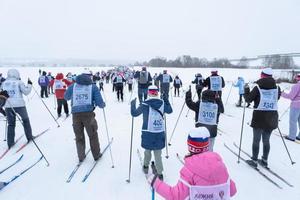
[147,127,237,200]
[1,69,33,148]
[244,67,281,168]
[38,71,49,98]
[131,86,172,180]
[186,89,224,151]
[64,70,105,162]
[281,74,300,141]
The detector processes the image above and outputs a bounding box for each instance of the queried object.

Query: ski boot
[246,159,258,168]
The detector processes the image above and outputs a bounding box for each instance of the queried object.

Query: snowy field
[0,67,299,200]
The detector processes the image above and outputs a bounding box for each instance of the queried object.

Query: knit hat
[211,69,218,75]
[187,127,210,154]
[148,85,159,96]
[261,67,273,77]
[295,74,300,81]
[202,89,216,102]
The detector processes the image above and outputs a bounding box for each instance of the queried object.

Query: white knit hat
[261,67,273,76]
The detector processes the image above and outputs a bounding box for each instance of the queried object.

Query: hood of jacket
[184,152,229,184]
[75,74,93,85]
[144,98,163,110]
[56,73,64,80]
[7,69,20,80]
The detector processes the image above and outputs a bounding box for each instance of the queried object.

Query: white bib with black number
[39,76,46,84]
[163,74,170,83]
[72,84,92,107]
[54,80,65,90]
[210,76,222,91]
[256,86,278,111]
[143,103,165,133]
[198,102,218,125]
[180,178,230,200]
[116,76,123,83]
[3,81,22,98]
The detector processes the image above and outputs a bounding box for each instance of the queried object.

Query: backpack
[139,71,148,84]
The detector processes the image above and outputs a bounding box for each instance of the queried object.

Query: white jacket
[1,69,32,108]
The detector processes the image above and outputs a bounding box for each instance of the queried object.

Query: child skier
[131,85,172,180]
[147,127,237,200]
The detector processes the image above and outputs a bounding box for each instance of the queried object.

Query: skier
[147,127,237,200]
[157,70,173,100]
[0,73,6,87]
[233,76,250,107]
[50,73,73,118]
[127,77,133,92]
[153,73,160,89]
[64,70,106,162]
[173,75,182,97]
[99,78,104,91]
[203,70,225,98]
[113,73,126,102]
[38,69,41,75]
[0,90,9,116]
[134,66,152,103]
[38,71,49,98]
[192,73,204,100]
[131,86,172,180]
[185,89,224,151]
[244,67,281,168]
[281,74,300,141]
[1,69,33,148]
[47,72,54,94]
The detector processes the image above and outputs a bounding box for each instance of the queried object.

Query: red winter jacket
[50,73,73,99]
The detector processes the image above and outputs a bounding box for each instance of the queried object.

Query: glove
[185,89,192,98]
[147,173,158,187]
[131,98,137,105]
[28,79,33,85]
[0,90,9,98]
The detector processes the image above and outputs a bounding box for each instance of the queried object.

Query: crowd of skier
[0,65,299,199]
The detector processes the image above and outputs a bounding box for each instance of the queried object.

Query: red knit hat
[187,127,210,154]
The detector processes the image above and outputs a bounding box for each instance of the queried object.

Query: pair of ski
[137,149,156,200]
[0,128,50,161]
[66,138,113,183]
[224,142,293,189]
[0,156,43,191]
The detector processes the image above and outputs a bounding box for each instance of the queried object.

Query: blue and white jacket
[64,74,105,113]
[131,97,173,150]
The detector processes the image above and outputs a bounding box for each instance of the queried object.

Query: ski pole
[170,89,173,106]
[102,109,115,168]
[53,95,57,110]
[225,83,233,106]
[279,106,290,121]
[164,114,169,159]
[277,127,296,165]
[6,101,50,166]
[185,92,196,117]
[168,100,186,146]
[31,85,60,127]
[237,101,246,163]
[126,117,134,183]
[4,118,7,141]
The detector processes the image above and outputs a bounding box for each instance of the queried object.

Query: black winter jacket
[244,77,281,131]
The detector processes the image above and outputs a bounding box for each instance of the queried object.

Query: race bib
[39,76,46,83]
[210,76,222,91]
[54,80,64,90]
[116,76,123,83]
[163,74,170,83]
[145,103,165,133]
[198,102,218,125]
[175,79,181,84]
[256,86,278,111]
[3,81,22,98]
[72,84,92,107]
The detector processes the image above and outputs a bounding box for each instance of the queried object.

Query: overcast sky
[0,0,299,62]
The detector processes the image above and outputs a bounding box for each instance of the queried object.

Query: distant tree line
[134,54,297,69]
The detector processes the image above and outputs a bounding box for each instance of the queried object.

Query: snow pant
[160,88,169,100]
[112,83,116,92]
[99,83,104,91]
[144,149,163,175]
[128,84,133,92]
[5,107,32,148]
[251,128,272,161]
[57,99,69,115]
[116,85,124,101]
[209,137,215,152]
[48,85,54,94]
[196,88,202,100]
[174,87,180,97]
[40,86,48,98]
[138,87,148,103]
[72,111,100,161]
[288,107,300,140]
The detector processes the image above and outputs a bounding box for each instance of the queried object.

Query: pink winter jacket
[281,81,300,108]
[153,152,237,200]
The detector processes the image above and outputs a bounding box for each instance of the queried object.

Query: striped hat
[187,127,210,154]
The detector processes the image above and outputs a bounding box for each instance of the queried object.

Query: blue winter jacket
[131,97,173,150]
[64,74,105,113]
[234,78,245,95]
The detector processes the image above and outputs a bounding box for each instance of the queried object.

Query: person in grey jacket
[1,69,33,148]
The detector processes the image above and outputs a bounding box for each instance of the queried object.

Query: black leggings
[252,128,272,161]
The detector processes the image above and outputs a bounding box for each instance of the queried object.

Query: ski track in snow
[0,67,299,200]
